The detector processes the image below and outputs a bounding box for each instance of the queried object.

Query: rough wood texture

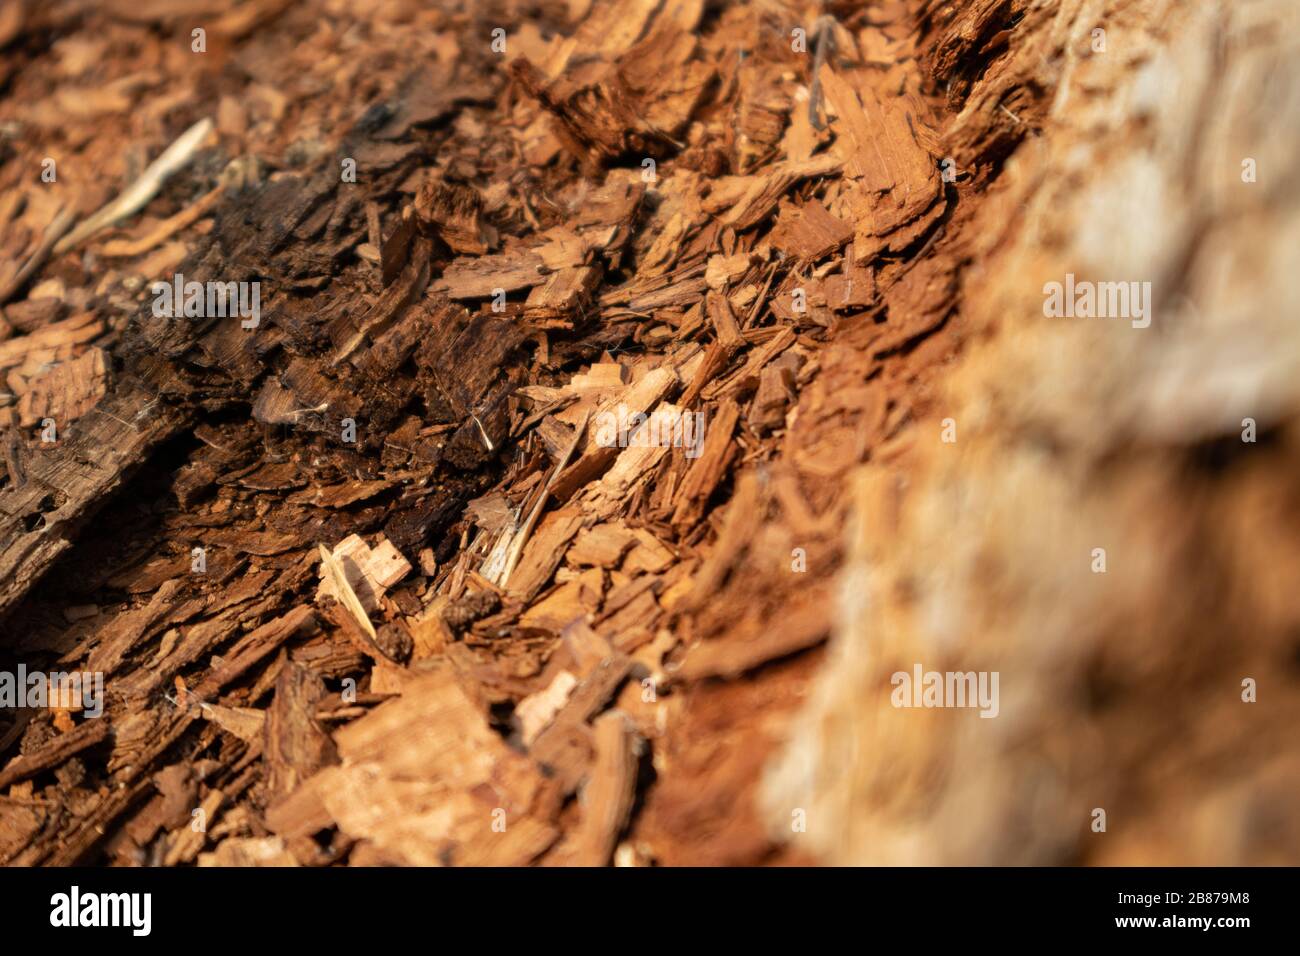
[0,0,1294,869]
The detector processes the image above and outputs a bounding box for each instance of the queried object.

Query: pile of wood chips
[4,0,1294,867]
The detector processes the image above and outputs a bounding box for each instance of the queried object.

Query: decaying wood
[552,711,641,866]
[53,118,215,255]
[1,0,1293,870]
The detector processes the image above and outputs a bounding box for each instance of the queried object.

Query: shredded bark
[0,0,1296,868]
